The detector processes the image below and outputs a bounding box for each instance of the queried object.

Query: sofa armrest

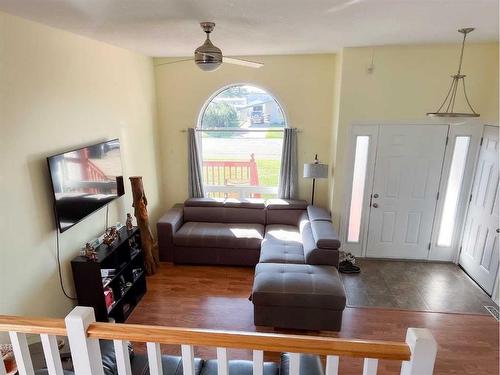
[307,205,332,222]
[157,204,184,262]
[310,220,340,249]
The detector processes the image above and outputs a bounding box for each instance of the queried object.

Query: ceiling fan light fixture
[196,60,222,72]
[427,28,480,119]
[194,22,223,72]
[155,21,263,71]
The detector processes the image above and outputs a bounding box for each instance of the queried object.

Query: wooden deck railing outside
[0,306,437,375]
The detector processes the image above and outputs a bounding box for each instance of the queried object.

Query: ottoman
[251,263,346,331]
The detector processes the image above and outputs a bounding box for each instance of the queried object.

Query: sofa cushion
[252,263,346,310]
[259,225,305,264]
[280,353,325,375]
[266,199,308,210]
[174,222,264,249]
[200,359,278,375]
[307,206,332,222]
[301,220,339,266]
[160,355,204,375]
[265,225,302,244]
[310,221,340,249]
[185,198,225,207]
[224,198,266,209]
[183,206,226,223]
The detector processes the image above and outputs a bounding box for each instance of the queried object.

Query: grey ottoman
[251,263,346,331]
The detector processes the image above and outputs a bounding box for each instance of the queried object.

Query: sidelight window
[347,136,370,243]
[437,136,471,247]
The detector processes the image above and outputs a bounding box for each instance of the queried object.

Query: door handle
[496,228,500,234]
[372,203,379,208]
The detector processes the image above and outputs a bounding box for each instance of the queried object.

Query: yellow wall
[154,54,337,209]
[330,43,499,229]
[0,12,162,335]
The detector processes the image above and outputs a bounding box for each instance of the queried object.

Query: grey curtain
[278,128,298,199]
[187,128,205,198]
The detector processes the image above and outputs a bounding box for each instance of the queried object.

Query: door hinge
[436,192,440,200]
[480,137,484,146]
[428,242,431,250]
[445,136,449,145]
[469,193,473,203]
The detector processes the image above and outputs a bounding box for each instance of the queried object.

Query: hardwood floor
[127,263,499,375]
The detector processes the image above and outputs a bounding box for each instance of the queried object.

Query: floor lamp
[303,154,328,205]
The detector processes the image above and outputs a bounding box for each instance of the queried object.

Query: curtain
[278,128,298,199]
[187,128,205,198]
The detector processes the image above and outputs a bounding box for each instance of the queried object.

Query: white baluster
[363,358,378,375]
[146,342,163,375]
[114,340,132,375]
[64,306,104,375]
[326,355,339,375]
[9,332,34,375]
[40,334,64,375]
[252,350,264,375]
[0,353,6,375]
[181,344,195,375]
[289,353,300,375]
[216,347,228,375]
[400,328,437,375]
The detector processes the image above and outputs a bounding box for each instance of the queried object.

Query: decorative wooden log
[129,176,158,275]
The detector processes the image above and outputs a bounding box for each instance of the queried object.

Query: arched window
[198,84,286,199]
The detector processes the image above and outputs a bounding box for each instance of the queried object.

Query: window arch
[198,84,287,199]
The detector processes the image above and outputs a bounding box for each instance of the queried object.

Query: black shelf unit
[71,226,147,322]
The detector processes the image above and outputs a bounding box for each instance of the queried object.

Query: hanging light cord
[456,31,467,76]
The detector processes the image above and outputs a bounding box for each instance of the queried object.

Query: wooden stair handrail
[0,315,410,361]
[87,323,410,360]
[0,316,66,336]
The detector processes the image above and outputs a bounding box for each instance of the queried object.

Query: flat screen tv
[47,139,125,233]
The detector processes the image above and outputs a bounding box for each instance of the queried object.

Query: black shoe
[339,260,361,274]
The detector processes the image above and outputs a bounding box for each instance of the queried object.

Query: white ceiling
[0,0,498,57]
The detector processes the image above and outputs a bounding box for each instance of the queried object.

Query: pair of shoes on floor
[339,260,361,273]
[339,251,361,274]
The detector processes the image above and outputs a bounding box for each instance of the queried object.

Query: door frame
[428,123,483,262]
[457,124,500,295]
[341,122,482,262]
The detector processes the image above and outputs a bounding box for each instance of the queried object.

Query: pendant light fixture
[427,28,480,118]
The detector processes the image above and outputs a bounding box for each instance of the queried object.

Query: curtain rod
[180,128,302,133]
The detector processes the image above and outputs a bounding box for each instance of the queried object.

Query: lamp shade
[303,163,328,179]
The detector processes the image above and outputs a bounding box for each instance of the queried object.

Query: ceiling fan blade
[155,58,194,67]
[223,57,264,68]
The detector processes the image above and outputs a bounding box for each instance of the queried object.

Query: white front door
[366,125,448,259]
[459,126,499,295]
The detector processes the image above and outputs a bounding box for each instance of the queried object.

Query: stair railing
[0,306,437,375]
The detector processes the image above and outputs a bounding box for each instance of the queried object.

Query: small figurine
[126,213,133,231]
[83,242,97,261]
[103,226,118,246]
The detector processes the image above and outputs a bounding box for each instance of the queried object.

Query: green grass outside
[256,159,280,187]
[265,131,284,139]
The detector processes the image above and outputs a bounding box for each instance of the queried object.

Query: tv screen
[47,139,125,233]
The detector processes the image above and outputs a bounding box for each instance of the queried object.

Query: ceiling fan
[155,22,264,71]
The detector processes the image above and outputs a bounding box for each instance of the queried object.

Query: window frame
[197,83,288,130]
[341,124,379,257]
[428,123,483,262]
[196,83,289,199]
